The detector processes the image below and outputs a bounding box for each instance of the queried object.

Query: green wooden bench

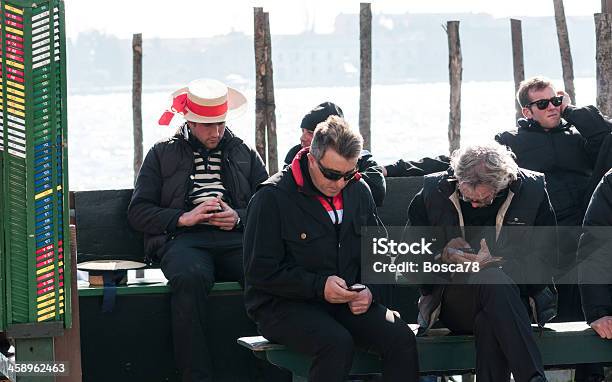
[78,280,242,297]
[71,189,286,382]
[238,322,612,380]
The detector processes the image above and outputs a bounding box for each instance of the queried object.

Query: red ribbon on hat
[158,93,229,125]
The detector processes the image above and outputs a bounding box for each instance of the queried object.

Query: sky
[64,0,603,40]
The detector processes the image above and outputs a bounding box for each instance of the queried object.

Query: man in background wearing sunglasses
[496,76,611,229]
[244,116,419,382]
[496,76,612,382]
[284,101,386,206]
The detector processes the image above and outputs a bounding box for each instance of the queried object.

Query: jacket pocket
[281,221,328,270]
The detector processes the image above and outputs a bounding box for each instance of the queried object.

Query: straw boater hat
[158,78,247,125]
[78,260,147,286]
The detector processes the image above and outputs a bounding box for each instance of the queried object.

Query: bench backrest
[378,177,423,226]
[72,177,425,264]
[74,189,144,263]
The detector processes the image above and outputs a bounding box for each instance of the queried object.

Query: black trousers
[160,230,244,382]
[439,268,545,382]
[255,299,419,382]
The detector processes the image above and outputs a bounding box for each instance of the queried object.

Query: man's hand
[590,316,612,339]
[324,276,359,304]
[557,90,571,114]
[208,199,239,231]
[177,199,222,227]
[442,237,472,264]
[472,238,494,264]
[348,287,373,315]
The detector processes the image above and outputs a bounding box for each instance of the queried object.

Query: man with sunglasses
[244,116,419,382]
[496,76,611,231]
[284,101,386,206]
[496,76,612,382]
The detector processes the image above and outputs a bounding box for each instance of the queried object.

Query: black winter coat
[284,144,386,207]
[243,153,380,319]
[578,170,612,323]
[127,127,268,260]
[408,168,558,330]
[495,105,612,225]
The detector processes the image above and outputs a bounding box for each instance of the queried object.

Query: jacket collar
[261,147,363,233]
[517,118,571,134]
[174,122,243,151]
[437,168,525,241]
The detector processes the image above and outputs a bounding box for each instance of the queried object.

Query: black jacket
[384,155,450,178]
[586,132,612,201]
[285,144,386,207]
[244,150,381,319]
[127,126,268,260]
[408,168,558,330]
[578,170,612,323]
[495,105,612,225]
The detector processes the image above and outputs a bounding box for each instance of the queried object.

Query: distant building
[67,13,596,93]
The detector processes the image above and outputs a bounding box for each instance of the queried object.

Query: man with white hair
[408,142,557,382]
[128,79,268,382]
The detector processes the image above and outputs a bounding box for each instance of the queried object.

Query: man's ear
[521,106,532,119]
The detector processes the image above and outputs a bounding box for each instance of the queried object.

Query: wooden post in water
[359,3,372,151]
[263,12,278,174]
[446,21,462,154]
[132,33,143,183]
[553,0,576,104]
[510,19,525,121]
[595,12,612,116]
[254,7,267,164]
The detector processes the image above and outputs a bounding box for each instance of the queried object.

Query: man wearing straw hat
[128,79,268,382]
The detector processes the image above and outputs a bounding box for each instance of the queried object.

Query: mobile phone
[347,284,366,292]
[447,247,477,256]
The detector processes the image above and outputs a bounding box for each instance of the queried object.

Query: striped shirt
[188,149,227,206]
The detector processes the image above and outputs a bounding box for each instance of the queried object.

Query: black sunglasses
[525,95,563,110]
[317,161,358,181]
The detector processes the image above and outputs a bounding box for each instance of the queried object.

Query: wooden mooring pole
[510,19,525,121]
[132,33,143,184]
[359,3,372,151]
[595,11,612,116]
[553,0,576,104]
[446,21,462,154]
[263,12,278,174]
[254,7,267,164]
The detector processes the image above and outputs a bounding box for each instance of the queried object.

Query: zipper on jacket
[184,158,196,206]
[224,155,239,207]
[322,195,342,273]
